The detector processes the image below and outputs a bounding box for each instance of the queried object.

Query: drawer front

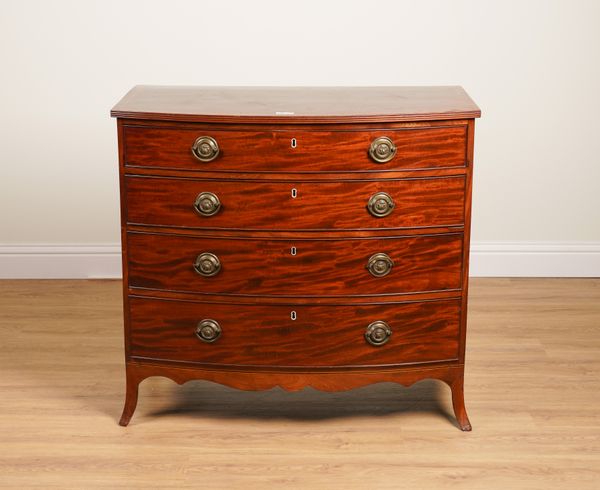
[123,125,467,173]
[127,233,463,297]
[126,176,465,231]
[128,297,461,368]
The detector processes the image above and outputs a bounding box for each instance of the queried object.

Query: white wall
[1,0,599,277]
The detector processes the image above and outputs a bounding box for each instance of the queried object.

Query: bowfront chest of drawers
[111,86,481,429]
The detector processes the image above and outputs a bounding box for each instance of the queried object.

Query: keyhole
[291,138,297,148]
[290,311,297,320]
[291,246,297,256]
[291,188,297,198]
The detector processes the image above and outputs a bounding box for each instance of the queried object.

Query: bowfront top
[111,85,481,124]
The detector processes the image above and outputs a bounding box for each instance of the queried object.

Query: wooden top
[111,86,480,124]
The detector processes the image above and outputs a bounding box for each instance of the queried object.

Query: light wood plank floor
[0,279,599,489]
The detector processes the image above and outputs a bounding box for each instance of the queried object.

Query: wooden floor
[0,279,599,489]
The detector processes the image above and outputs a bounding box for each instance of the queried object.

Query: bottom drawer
[128,297,461,368]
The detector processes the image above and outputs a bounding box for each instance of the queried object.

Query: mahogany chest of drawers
[111,86,481,429]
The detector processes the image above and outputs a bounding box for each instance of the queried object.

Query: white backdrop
[1,0,599,277]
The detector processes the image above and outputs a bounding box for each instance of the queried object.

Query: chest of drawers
[111,86,480,429]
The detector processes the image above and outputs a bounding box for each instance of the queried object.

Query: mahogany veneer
[127,232,463,297]
[123,124,468,173]
[128,297,461,367]
[125,175,466,231]
[112,85,480,429]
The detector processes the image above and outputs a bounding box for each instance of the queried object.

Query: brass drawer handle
[369,136,396,163]
[194,192,221,217]
[196,319,222,343]
[193,252,221,277]
[191,136,220,162]
[365,321,392,346]
[367,192,395,217]
[367,253,394,277]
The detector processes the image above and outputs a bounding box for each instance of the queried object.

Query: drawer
[126,176,465,231]
[127,232,463,297]
[123,125,467,173]
[128,297,461,368]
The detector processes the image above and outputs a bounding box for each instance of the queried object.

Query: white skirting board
[0,245,123,279]
[469,242,600,278]
[0,242,599,279]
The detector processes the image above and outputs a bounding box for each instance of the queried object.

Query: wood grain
[125,175,466,231]
[127,289,462,305]
[113,87,478,431]
[459,119,476,362]
[118,361,469,429]
[1,279,599,489]
[128,297,461,368]
[126,232,464,297]
[111,85,481,123]
[123,124,467,172]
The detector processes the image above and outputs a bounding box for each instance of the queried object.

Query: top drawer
[122,124,468,173]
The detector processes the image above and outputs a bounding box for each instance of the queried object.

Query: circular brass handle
[193,253,221,277]
[367,192,395,218]
[191,136,220,162]
[367,253,394,277]
[365,321,392,346]
[369,136,396,163]
[196,319,222,343]
[194,192,221,217]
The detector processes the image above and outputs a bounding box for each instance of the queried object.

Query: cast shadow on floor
[142,378,458,427]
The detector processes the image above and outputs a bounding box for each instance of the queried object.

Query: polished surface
[125,175,466,231]
[114,88,477,427]
[111,86,481,123]
[122,122,468,172]
[126,232,463,297]
[128,297,461,367]
[1,279,598,488]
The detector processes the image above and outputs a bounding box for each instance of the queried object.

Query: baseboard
[0,244,122,279]
[0,242,599,279]
[469,242,600,277]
